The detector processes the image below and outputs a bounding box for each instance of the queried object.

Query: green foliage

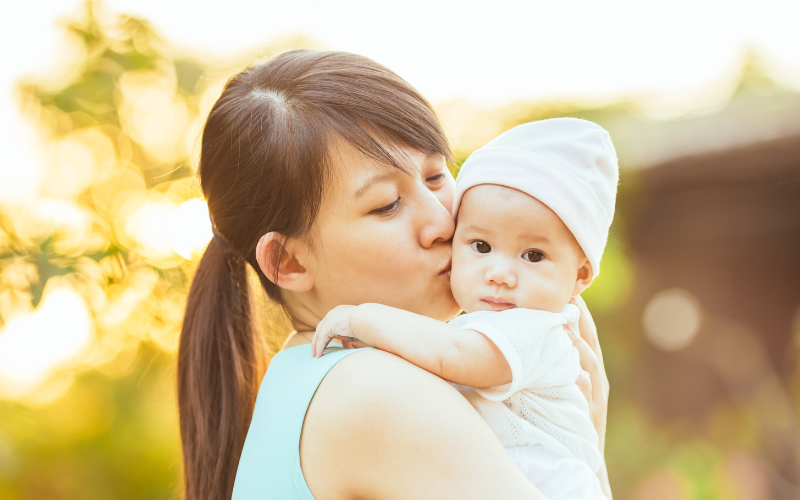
[0,3,203,497]
[0,343,180,500]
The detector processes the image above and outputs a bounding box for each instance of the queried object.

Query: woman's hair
[178,49,453,500]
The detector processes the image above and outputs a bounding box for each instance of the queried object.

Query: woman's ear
[255,232,315,292]
[571,257,593,297]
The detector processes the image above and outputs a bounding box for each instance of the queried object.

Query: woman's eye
[370,199,400,215]
[522,250,545,262]
[426,173,445,183]
[470,241,491,254]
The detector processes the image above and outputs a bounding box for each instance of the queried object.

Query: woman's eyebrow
[354,172,394,198]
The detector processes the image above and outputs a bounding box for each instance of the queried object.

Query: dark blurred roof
[629,132,800,250]
[626,128,800,423]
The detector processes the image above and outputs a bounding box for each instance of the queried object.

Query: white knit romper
[449,305,606,500]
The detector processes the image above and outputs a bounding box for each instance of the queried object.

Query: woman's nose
[485,261,517,288]
[418,187,456,248]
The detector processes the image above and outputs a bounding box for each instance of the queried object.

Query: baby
[312,118,619,499]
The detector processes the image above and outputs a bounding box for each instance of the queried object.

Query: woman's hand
[567,296,609,453]
[311,305,360,357]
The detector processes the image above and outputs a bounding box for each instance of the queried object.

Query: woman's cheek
[359,221,416,278]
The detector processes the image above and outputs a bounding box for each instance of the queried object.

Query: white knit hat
[452,117,619,279]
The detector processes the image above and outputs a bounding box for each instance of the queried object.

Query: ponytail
[177,240,265,500]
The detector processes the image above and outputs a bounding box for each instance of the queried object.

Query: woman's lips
[480,298,515,310]
[439,261,452,280]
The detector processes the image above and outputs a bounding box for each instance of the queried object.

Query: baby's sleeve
[450,307,581,402]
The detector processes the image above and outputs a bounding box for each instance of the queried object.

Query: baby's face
[451,184,590,314]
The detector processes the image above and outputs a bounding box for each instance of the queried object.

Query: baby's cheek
[450,252,479,308]
[448,266,471,307]
[520,275,568,313]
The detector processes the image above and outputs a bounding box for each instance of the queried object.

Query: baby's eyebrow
[459,223,490,234]
[522,234,552,244]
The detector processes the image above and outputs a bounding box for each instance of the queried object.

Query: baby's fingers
[310,329,319,357]
[314,331,335,358]
[312,318,333,358]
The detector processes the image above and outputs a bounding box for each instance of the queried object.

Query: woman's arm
[301,348,546,500]
[569,296,612,498]
[312,303,512,387]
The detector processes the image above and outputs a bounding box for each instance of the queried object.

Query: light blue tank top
[232,344,367,499]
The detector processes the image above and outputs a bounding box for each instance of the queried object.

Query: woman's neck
[282,289,324,333]
[281,330,315,350]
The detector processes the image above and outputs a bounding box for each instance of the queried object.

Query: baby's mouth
[480,298,515,310]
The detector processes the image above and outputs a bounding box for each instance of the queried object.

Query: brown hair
[177,49,452,500]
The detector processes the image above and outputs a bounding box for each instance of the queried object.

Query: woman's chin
[430,291,461,322]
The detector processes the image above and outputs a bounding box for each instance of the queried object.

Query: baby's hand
[312,305,359,358]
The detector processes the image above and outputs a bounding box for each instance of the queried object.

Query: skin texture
[310,183,595,385]
[312,303,514,387]
[256,144,611,499]
[256,144,460,332]
[452,184,593,314]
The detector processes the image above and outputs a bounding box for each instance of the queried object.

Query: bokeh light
[170,199,212,260]
[0,279,93,398]
[124,196,179,260]
[643,288,703,351]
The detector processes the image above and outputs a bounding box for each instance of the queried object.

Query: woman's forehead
[327,142,432,195]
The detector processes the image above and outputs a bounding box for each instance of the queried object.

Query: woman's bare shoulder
[324,348,457,395]
[306,348,469,427]
[300,349,542,500]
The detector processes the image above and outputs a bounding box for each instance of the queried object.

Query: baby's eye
[470,240,491,254]
[522,249,545,262]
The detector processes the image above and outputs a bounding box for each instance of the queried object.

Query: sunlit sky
[2,0,800,197]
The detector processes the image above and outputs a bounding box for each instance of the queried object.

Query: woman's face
[297,143,460,325]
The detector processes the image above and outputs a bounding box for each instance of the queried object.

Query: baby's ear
[571,258,593,297]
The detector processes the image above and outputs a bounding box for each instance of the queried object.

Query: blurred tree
[0,1,211,498]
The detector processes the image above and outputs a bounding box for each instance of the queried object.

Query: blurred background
[1,1,799,498]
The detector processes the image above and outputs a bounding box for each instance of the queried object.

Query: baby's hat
[452,117,619,279]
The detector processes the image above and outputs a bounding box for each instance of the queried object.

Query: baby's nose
[485,264,517,288]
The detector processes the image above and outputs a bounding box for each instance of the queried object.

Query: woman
[178,49,610,500]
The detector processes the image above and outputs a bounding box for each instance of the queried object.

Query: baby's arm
[312,304,512,388]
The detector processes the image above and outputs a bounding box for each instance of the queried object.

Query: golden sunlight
[0,278,93,398]
[170,199,212,260]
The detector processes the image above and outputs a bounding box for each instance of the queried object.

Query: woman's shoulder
[303,348,475,457]
[300,348,540,499]
[266,345,463,415]
[312,347,463,410]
